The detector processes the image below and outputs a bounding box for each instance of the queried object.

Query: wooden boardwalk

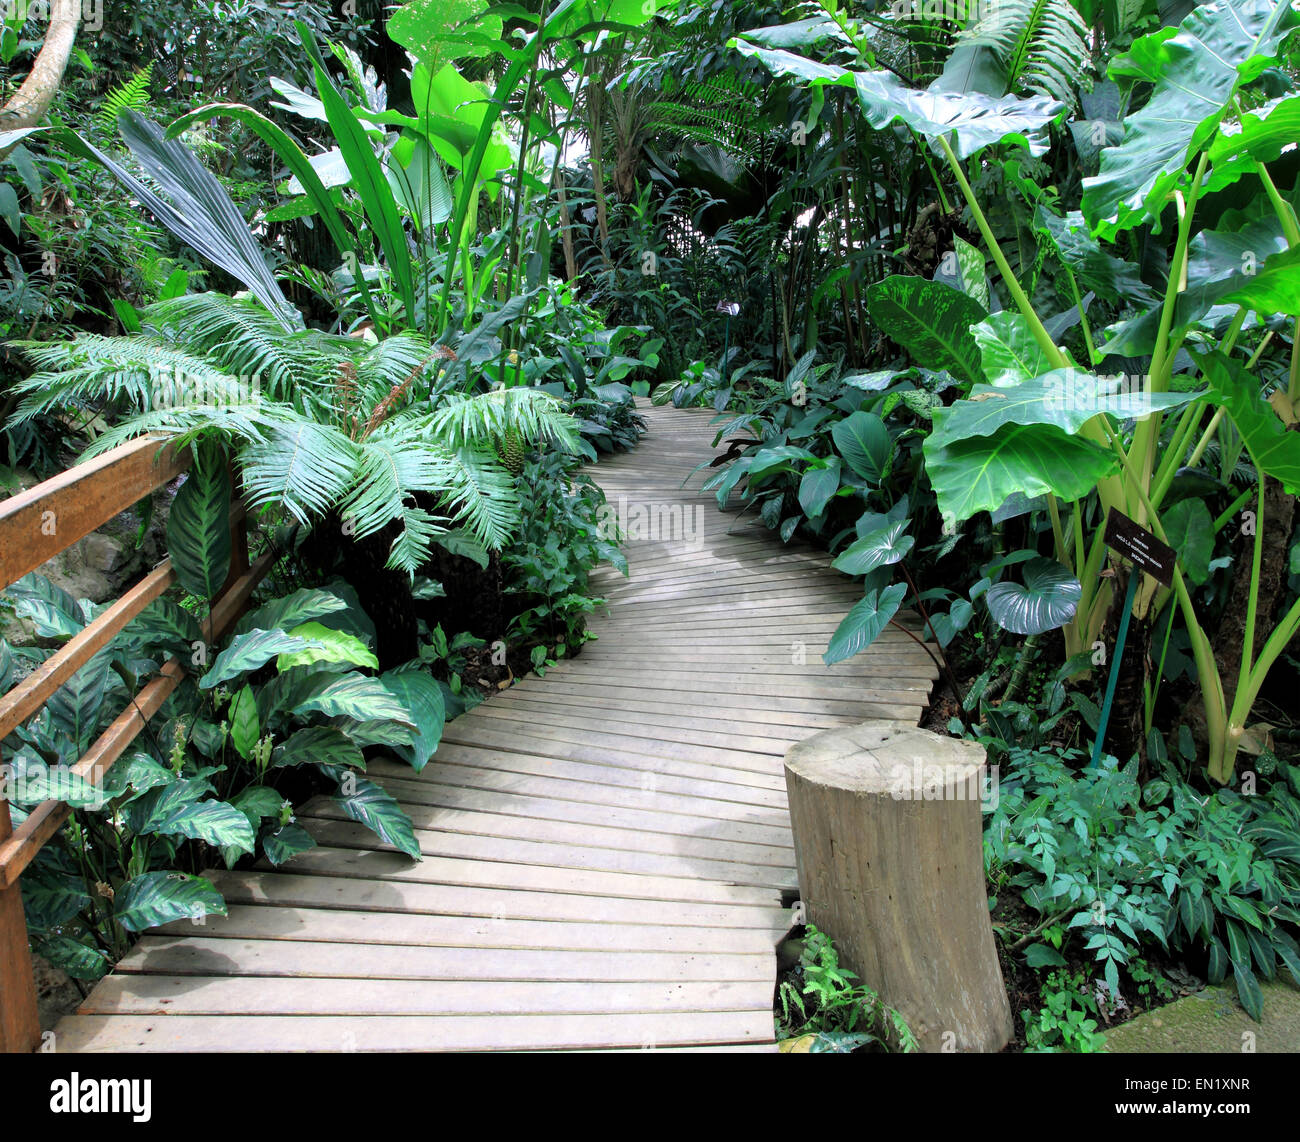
[52,402,936,1052]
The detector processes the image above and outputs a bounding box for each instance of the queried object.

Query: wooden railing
[0,436,273,1052]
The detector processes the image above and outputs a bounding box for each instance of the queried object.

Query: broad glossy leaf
[730,43,1063,158]
[263,822,317,866]
[929,372,1203,449]
[831,411,891,484]
[973,311,1056,387]
[293,674,416,725]
[234,587,350,638]
[1036,209,1161,309]
[1205,94,1300,193]
[748,444,816,482]
[273,725,365,770]
[101,752,175,800]
[115,870,227,932]
[5,573,84,638]
[166,440,232,601]
[44,650,113,755]
[228,683,260,761]
[277,622,378,672]
[823,584,908,665]
[924,420,1121,527]
[119,597,203,659]
[831,521,914,577]
[330,773,421,860]
[381,670,446,772]
[21,873,91,928]
[126,777,254,853]
[1163,498,1215,584]
[798,457,841,519]
[1203,351,1300,492]
[34,935,110,981]
[201,629,326,689]
[984,558,1082,635]
[1081,0,1299,238]
[738,17,849,49]
[230,785,285,830]
[865,276,987,388]
[1223,244,1300,315]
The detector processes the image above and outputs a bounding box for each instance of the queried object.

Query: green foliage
[776,924,918,1052]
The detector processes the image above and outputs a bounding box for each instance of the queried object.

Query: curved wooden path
[53,402,936,1052]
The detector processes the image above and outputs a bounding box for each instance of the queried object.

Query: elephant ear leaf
[166,440,232,602]
[984,557,1081,635]
[1081,0,1299,239]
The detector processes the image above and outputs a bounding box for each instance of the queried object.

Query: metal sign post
[1089,508,1177,768]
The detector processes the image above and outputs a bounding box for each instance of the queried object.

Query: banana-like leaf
[924,419,1121,527]
[984,557,1081,635]
[166,441,232,601]
[298,23,416,323]
[115,870,228,932]
[1081,0,1298,238]
[277,622,378,672]
[824,583,909,665]
[865,276,987,388]
[832,521,915,577]
[234,587,350,638]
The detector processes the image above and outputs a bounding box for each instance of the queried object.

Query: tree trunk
[783,721,1013,1052]
[1,0,81,144]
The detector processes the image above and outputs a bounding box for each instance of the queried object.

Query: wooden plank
[0,436,189,588]
[51,1011,773,1052]
[0,801,40,1052]
[80,975,774,1017]
[114,936,773,983]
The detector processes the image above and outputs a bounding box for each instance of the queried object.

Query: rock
[78,532,130,574]
[1104,980,1300,1053]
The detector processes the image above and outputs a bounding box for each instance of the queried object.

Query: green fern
[94,64,154,135]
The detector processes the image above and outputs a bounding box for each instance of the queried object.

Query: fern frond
[240,421,358,524]
[430,388,581,455]
[949,0,1090,104]
[95,64,153,135]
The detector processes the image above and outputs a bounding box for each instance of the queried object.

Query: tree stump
[783,720,1012,1052]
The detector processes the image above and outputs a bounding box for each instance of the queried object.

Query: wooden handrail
[0,439,271,1052]
[0,436,189,588]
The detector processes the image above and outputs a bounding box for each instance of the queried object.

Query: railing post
[0,799,41,1053]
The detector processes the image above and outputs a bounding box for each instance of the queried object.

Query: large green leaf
[115,871,228,932]
[297,23,416,322]
[923,419,1121,527]
[831,411,891,484]
[1223,244,1300,315]
[126,777,254,853]
[387,0,503,71]
[272,725,366,770]
[823,584,909,665]
[329,771,421,860]
[293,674,416,724]
[1081,0,1299,238]
[1203,351,1300,492]
[119,597,204,660]
[865,276,987,388]
[831,521,914,577]
[1164,498,1215,585]
[1036,209,1161,310]
[44,650,113,755]
[5,573,85,638]
[1205,94,1300,192]
[929,372,1203,449]
[166,440,232,601]
[277,622,378,672]
[798,457,841,519]
[381,670,445,772]
[22,873,90,928]
[234,588,351,638]
[263,822,318,866]
[34,935,110,981]
[228,682,260,761]
[200,629,325,689]
[730,42,1063,158]
[973,311,1057,388]
[984,557,1082,635]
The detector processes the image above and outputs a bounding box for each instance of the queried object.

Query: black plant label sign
[1103,508,1176,588]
